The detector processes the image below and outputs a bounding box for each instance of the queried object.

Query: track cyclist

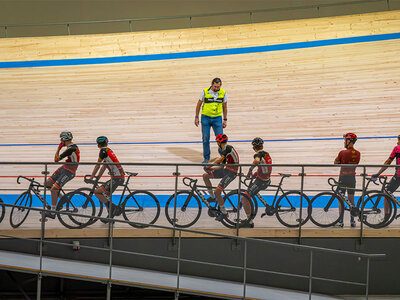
[90,136,125,218]
[203,134,239,222]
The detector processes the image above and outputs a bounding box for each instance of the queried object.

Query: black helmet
[60,131,73,141]
[252,137,264,147]
[96,136,108,144]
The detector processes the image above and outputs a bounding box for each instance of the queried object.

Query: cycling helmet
[60,131,73,141]
[252,137,264,147]
[343,132,357,143]
[215,134,228,143]
[96,136,109,144]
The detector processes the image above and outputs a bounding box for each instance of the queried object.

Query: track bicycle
[76,172,160,228]
[226,173,311,228]
[164,176,253,228]
[9,176,95,229]
[310,176,393,228]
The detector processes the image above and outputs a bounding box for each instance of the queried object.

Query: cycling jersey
[335,146,360,176]
[99,148,125,178]
[389,145,400,177]
[59,143,80,174]
[254,150,272,180]
[220,144,239,172]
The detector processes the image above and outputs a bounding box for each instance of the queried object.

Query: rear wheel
[310,192,344,227]
[71,188,102,225]
[122,191,160,228]
[10,192,32,228]
[360,193,395,228]
[222,190,255,228]
[275,191,311,228]
[57,191,95,229]
[165,191,201,228]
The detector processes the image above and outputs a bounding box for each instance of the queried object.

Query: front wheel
[275,191,311,228]
[310,192,344,227]
[122,191,160,228]
[10,191,32,228]
[360,193,395,228]
[165,191,201,228]
[57,191,95,229]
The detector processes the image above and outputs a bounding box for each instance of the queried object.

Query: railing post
[249,12,253,23]
[236,166,242,238]
[359,166,367,245]
[365,257,370,300]
[37,163,48,300]
[4,26,8,38]
[242,240,247,299]
[298,166,305,244]
[129,20,133,32]
[172,165,180,243]
[387,0,391,11]
[189,16,193,28]
[106,176,114,300]
[66,23,70,35]
[308,250,313,299]
[175,230,182,300]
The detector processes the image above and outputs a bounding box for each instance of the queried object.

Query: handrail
[0,0,388,36]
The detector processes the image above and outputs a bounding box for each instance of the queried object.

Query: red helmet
[343,132,357,143]
[216,134,228,143]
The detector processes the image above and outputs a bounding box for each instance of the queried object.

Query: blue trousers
[201,115,223,161]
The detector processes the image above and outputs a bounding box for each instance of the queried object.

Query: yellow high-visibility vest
[201,87,226,117]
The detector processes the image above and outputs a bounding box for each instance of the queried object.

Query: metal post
[236,166,242,238]
[365,257,370,300]
[249,12,253,23]
[175,230,182,300]
[308,251,313,300]
[172,165,179,243]
[129,20,132,32]
[316,6,320,17]
[5,26,8,38]
[37,163,48,300]
[387,0,391,10]
[189,16,193,28]
[242,240,247,299]
[298,166,305,244]
[106,176,114,300]
[359,166,367,245]
[66,24,70,35]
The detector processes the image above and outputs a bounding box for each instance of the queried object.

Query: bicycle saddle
[125,171,138,176]
[278,173,291,178]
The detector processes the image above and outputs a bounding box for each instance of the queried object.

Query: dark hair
[98,141,107,147]
[211,78,222,85]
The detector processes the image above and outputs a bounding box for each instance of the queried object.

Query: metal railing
[0,161,395,299]
[0,0,390,38]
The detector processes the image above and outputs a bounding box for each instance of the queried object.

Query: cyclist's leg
[215,170,237,218]
[201,115,212,162]
[211,116,223,155]
[203,167,224,199]
[95,178,124,216]
[50,168,74,208]
[244,177,270,217]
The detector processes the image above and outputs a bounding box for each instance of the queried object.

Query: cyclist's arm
[56,145,76,163]
[54,148,61,162]
[375,157,394,175]
[247,157,260,177]
[90,158,103,179]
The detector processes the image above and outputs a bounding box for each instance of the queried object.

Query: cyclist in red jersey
[334,133,361,228]
[203,134,239,222]
[241,137,272,228]
[44,131,80,219]
[90,136,125,217]
[371,135,400,221]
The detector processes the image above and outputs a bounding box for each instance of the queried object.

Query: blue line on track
[0,136,397,147]
[0,32,399,69]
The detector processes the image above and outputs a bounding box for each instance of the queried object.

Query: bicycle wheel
[360,193,395,228]
[165,191,201,228]
[122,190,160,228]
[310,192,344,227]
[222,190,254,228]
[275,191,311,228]
[10,192,32,228]
[72,188,103,225]
[57,191,95,229]
[0,198,5,224]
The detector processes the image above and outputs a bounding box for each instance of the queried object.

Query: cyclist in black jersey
[203,134,239,222]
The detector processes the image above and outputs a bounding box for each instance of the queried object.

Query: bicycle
[76,172,160,228]
[310,176,392,228]
[361,176,398,228]
[226,173,311,228]
[10,176,95,229]
[0,197,5,224]
[164,176,253,228]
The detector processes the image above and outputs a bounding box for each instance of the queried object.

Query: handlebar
[17,176,43,187]
[183,177,197,187]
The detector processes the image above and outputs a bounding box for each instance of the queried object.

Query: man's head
[96,136,109,148]
[215,134,228,149]
[210,78,222,92]
[60,131,73,146]
[343,132,357,149]
[251,137,264,152]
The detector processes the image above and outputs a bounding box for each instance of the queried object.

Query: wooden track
[0,11,399,236]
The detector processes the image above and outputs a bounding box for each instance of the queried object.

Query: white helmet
[60,131,73,141]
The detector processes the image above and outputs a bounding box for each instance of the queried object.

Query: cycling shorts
[210,168,237,190]
[100,177,125,195]
[247,177,271,197]
[387,175,400,194]
[338,175,356,196]
[49,167,75,189]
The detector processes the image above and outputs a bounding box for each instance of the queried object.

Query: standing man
[334,133,361,228]
[195,78,228,163]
